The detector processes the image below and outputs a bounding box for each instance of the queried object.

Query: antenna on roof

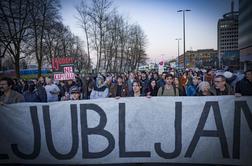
[231,0,234,13]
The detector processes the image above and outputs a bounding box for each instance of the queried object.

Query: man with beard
[235,70,252,96]
[0,77,24,105]
[23,81,42,102]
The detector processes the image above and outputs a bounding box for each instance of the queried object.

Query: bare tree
[43,20,62,65]
[127,24,148,71]
[0,0,31,78]
[28,0,61,77]
[88,0,113,72]
[73,36,91,74]
[75,0,91,72]
[75,0,148,73]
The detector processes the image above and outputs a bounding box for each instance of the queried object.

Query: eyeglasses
[71,92,80,94]
[0,83,8,86]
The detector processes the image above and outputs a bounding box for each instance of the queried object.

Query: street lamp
[177,9,191,68]
[175,38,181,68]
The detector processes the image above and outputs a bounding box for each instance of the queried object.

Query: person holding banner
[211,75,234,96]
[197,81,214,96]
[235,70,252,96]
[146,79,158,96]
[69,86,81,100]
[157,74,179,96]
[129,80,144,97]
[0,77,25,104]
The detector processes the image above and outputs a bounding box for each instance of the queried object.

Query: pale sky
[60,0,239,63]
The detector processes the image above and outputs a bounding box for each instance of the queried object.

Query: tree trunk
[15,55,20,78]
[85,27,91,71]
[38,3,47,78]
[119,45,124,73]
[37,59,42,78]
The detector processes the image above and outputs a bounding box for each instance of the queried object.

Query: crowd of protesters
[0,68,252,105]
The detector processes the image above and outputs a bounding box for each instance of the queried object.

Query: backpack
[161,85,177,96]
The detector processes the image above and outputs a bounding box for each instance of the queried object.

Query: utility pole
[177,9,191,68]
[175,38,181,68]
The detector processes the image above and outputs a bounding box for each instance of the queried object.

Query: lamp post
[177,9,191,68]
[175,38,181,68]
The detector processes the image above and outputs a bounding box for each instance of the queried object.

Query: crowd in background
[0,68,252,105]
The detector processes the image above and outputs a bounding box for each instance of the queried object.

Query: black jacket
[36,85,47,102]
[235,78,252,96]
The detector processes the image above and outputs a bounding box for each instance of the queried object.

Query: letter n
[233,101,252,159]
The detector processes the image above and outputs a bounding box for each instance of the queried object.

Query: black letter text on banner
[11,106,41,159]
[43,105,79,159]
[154,102,182,159]
[80,104,115,158]
[119,103,151,157]
[185,101,230,158]
[233,101,252,159]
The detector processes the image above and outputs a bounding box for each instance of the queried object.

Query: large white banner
[0,96,252,165]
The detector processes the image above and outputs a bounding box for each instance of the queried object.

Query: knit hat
[70,86,80,94]
[223,71,233,79]
[97,74,105,80]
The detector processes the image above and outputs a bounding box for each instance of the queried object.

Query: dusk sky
[60,0,239,63]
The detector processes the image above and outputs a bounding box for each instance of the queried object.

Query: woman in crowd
[146,79,159,96]
[174,77,186,96]
[197,81,214,96]
[180,72,188,89]
[129,80,143,97]
[90,75,109,99]
[186,76,199,96]
[83,75,94,99]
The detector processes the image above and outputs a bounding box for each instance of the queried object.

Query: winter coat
[109,83,128,97]
[235,78,252,96]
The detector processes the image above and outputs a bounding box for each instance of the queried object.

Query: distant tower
[239,0,252,70]
[217,0,239,69]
